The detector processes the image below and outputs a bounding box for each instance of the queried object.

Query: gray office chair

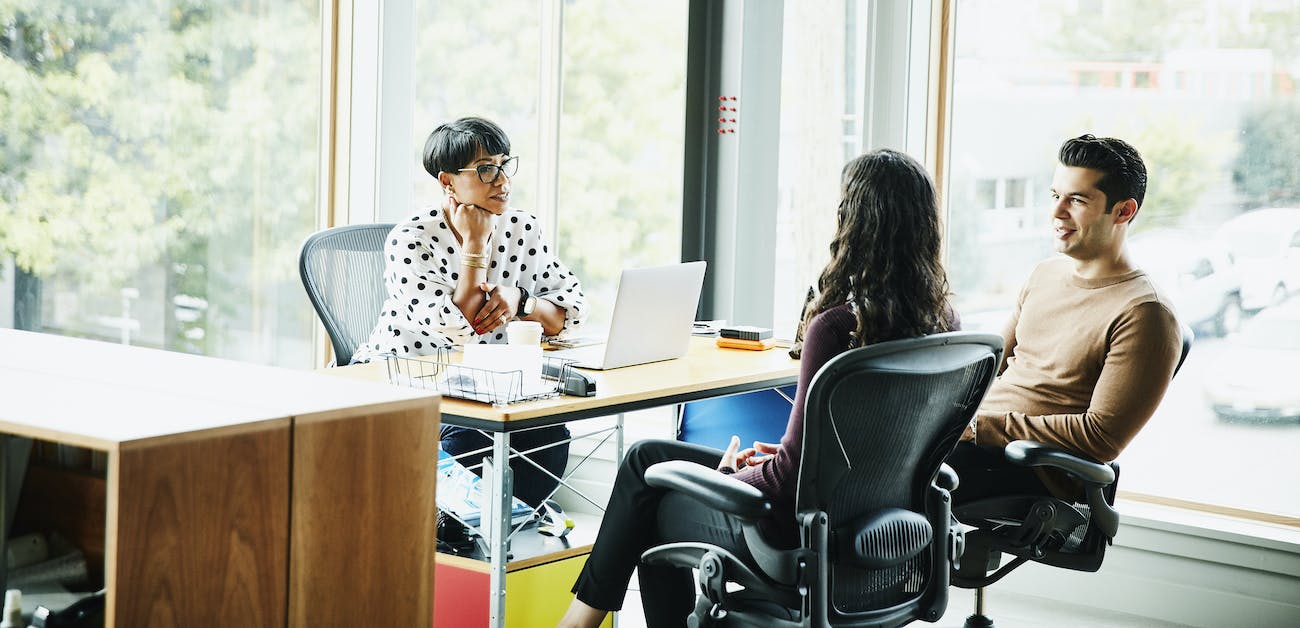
[298,223,396,365]
[951,323,1194,628]
[640,332,1004,627]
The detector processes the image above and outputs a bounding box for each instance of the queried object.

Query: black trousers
[440,424,570,509]
[572,439,752,628]
[945,441,1053,506]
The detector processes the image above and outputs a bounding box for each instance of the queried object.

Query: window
[556,0,688,325]
[1004,178,1027,208]
[947,0,1300,518]
[771,0,869,338]
[1,2,323,367]
[410,1,688,329]
[410,2,540,216]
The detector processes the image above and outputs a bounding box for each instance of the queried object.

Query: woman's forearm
[525,298,567,336]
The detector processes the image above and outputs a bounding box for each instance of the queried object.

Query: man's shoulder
[1095,267,1179,323]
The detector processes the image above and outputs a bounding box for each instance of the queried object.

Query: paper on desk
[440,344,551,403]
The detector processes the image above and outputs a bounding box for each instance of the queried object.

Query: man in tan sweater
[951,134,1183,501]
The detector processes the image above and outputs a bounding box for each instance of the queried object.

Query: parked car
[1204,298,1300,423]
[1215,208,1300,311]
[1129,229,1243,337]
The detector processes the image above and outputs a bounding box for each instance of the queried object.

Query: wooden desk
[0,330,440,627]
[334,337,799,627]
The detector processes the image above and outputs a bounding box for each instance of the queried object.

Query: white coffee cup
[507,320,543,346]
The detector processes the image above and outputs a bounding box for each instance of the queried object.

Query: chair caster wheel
[963,614,994,628]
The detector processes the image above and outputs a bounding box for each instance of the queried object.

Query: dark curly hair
[804,149,952,347]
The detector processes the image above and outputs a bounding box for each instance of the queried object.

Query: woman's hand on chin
[447,196,496,248]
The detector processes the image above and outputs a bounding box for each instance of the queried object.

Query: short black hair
[1058,134,1147,213]
[422,117,511,178]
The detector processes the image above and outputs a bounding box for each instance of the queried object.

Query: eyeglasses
[457,156,520,184]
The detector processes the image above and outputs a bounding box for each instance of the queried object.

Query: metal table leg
[0,434,8,594]
[488,431,513,628]
[611,415,625,628]
[615,413,625,465]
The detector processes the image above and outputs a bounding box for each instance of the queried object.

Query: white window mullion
[536,0,565,240]
[335,0,415,226]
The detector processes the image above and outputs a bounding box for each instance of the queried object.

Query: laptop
[551,261,707,370]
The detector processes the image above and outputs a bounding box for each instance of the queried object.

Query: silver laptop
[552,261,707,370]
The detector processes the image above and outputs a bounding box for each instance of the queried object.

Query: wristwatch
[517,286,537,317]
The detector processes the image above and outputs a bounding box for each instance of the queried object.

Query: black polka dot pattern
[350,207,587,363]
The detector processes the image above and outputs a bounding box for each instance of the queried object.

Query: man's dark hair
[1058,134,1147,214]
[422,117,511,177]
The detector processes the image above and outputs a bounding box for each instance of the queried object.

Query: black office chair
[639,331,1004,627]
[950,323,1194,628]
[298,223,396,365]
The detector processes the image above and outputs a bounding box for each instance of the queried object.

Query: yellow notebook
[716,337,776,351]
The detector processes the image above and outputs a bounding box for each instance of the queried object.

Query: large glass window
[557,0,688,325]
[0,1,323,366]
[771,0,869,338]
[411,1,540,216]
[947,0,1300,517]
[411,2,687,329]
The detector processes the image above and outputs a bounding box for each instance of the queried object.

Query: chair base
[963,613,995,628]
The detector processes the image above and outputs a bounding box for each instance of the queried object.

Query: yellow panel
[506,555,613,628]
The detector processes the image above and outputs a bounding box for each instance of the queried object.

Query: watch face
[523,296,537,315]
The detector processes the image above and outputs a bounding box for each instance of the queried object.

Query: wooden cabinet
[0,330,440,627]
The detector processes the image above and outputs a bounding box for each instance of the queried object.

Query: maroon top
[732,302,958,544]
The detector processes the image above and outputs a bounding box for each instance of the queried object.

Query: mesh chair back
[299,223,396,365]
[796,332,1002,615]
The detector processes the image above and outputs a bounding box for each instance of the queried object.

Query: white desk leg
[611,413,625,628]
[615,413,625,464]
[489,431,513,628]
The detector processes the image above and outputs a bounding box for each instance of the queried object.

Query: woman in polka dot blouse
[355,116,587,508]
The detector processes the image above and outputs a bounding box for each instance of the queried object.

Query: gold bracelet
[461,257,489,269]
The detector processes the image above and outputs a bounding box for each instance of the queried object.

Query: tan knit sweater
[963,256,1182,495]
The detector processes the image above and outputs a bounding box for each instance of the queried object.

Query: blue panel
[678,386,797,450]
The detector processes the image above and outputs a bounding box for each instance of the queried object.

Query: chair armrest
[1004,440,1115,486]
[645,460,772,521]
[936,463,959,492]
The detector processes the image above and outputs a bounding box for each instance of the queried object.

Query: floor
[613,580,1184,627]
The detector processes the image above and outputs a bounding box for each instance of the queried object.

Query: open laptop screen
[554,261,706,370]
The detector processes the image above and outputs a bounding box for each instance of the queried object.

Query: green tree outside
[0,0,321,364]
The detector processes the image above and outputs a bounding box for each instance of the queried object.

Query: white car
[1129,229,1243,337]
[1215,208,1300,311]
[1204,298,1300,423]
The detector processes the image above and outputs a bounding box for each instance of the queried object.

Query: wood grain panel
[289,400,438,627]
[112,423,290,626]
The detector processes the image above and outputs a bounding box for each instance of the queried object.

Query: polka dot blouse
[352,205,587,363]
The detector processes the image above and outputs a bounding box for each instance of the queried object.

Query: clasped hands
[718,436,779,474]
[472,282,519,336]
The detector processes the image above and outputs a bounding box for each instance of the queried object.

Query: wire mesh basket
[382,349,578,406]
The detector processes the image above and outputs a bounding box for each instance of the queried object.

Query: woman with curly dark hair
[558,149,958,628]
